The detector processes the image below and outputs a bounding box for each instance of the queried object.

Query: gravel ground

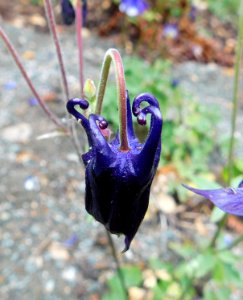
[1,20,243,299]
[173,61,243,158]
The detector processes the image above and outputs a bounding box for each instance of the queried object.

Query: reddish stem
[44,0,70,100]
[76,0,84,97]
[95,49,129,151]
[0,26,66,131]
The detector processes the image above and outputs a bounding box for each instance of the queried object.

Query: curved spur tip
[121,236,131,253]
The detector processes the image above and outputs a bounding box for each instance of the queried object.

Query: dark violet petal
[183,184,243,216]
[61,0,75,25]
[67,90,162,251]
[133,93,162,174]
[126,91,136,140]
[66,98,89,126]
[88,114,111,153]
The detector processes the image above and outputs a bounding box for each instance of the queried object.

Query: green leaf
[204,283,231,300]
[176,252,216,279]
[169,242,197,259]
[102,266,143,300]
[103,276,126,300]
[121,266,143,287]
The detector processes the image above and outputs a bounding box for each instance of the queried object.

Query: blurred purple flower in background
[61,0,75,25]
[163,23,179,39]
[183,180,243,216]
[119,0,149,17]
[171,78,180,88]
[189,5,197,22]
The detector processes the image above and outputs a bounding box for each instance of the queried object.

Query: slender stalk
[95,49,128,296]
[43,0,70,101]
[209,0,243,248]
[227,0,243,182]
[105,230,128,298]
[43,0,84,156]
[0,26,66,131]
[76,0,84,97]
[95,49,129,151]
[218,234,243,252]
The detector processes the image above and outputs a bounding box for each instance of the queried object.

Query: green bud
[84,79,96,101]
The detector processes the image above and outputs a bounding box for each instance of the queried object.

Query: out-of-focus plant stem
[218,234,243,252]
[76,0,84,97]
[44,0,70,101]
[209,0,243,248]
[44,0,83,160]
[0,26,67,131]
[105,230,128,298]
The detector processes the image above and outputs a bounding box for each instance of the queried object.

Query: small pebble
[24,175,40,191]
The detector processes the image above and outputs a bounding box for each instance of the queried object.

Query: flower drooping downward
[183,180,243,216]
[66,49,162,251]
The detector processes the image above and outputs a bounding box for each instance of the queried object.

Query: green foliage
[104,244,243,299]
[30,0,42,5]
[103,266,143,300]
[207,0,239,22]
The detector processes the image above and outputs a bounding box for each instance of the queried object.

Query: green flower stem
[209,0,243,248]
[105,230,128,298]
[95,48,129,151]
[218,234,243,252]
[228,0,243,182]
[0,26,66,131]
[75,0,84,97]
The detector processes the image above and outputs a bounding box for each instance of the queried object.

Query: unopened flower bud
[84,79,96,102]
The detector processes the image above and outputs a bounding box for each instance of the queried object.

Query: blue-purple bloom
[189,5,197,22]
[119,0,149,17]
[163,24,179,40]
[183,180,243,216]
[66,92,162,251]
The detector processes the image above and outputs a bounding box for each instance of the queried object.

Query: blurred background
[1,0,243,299]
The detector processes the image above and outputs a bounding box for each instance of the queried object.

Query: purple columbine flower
[66,92,162,251]
[183,180,243,216]
[119,0,149,17]
[61,0,87,25]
